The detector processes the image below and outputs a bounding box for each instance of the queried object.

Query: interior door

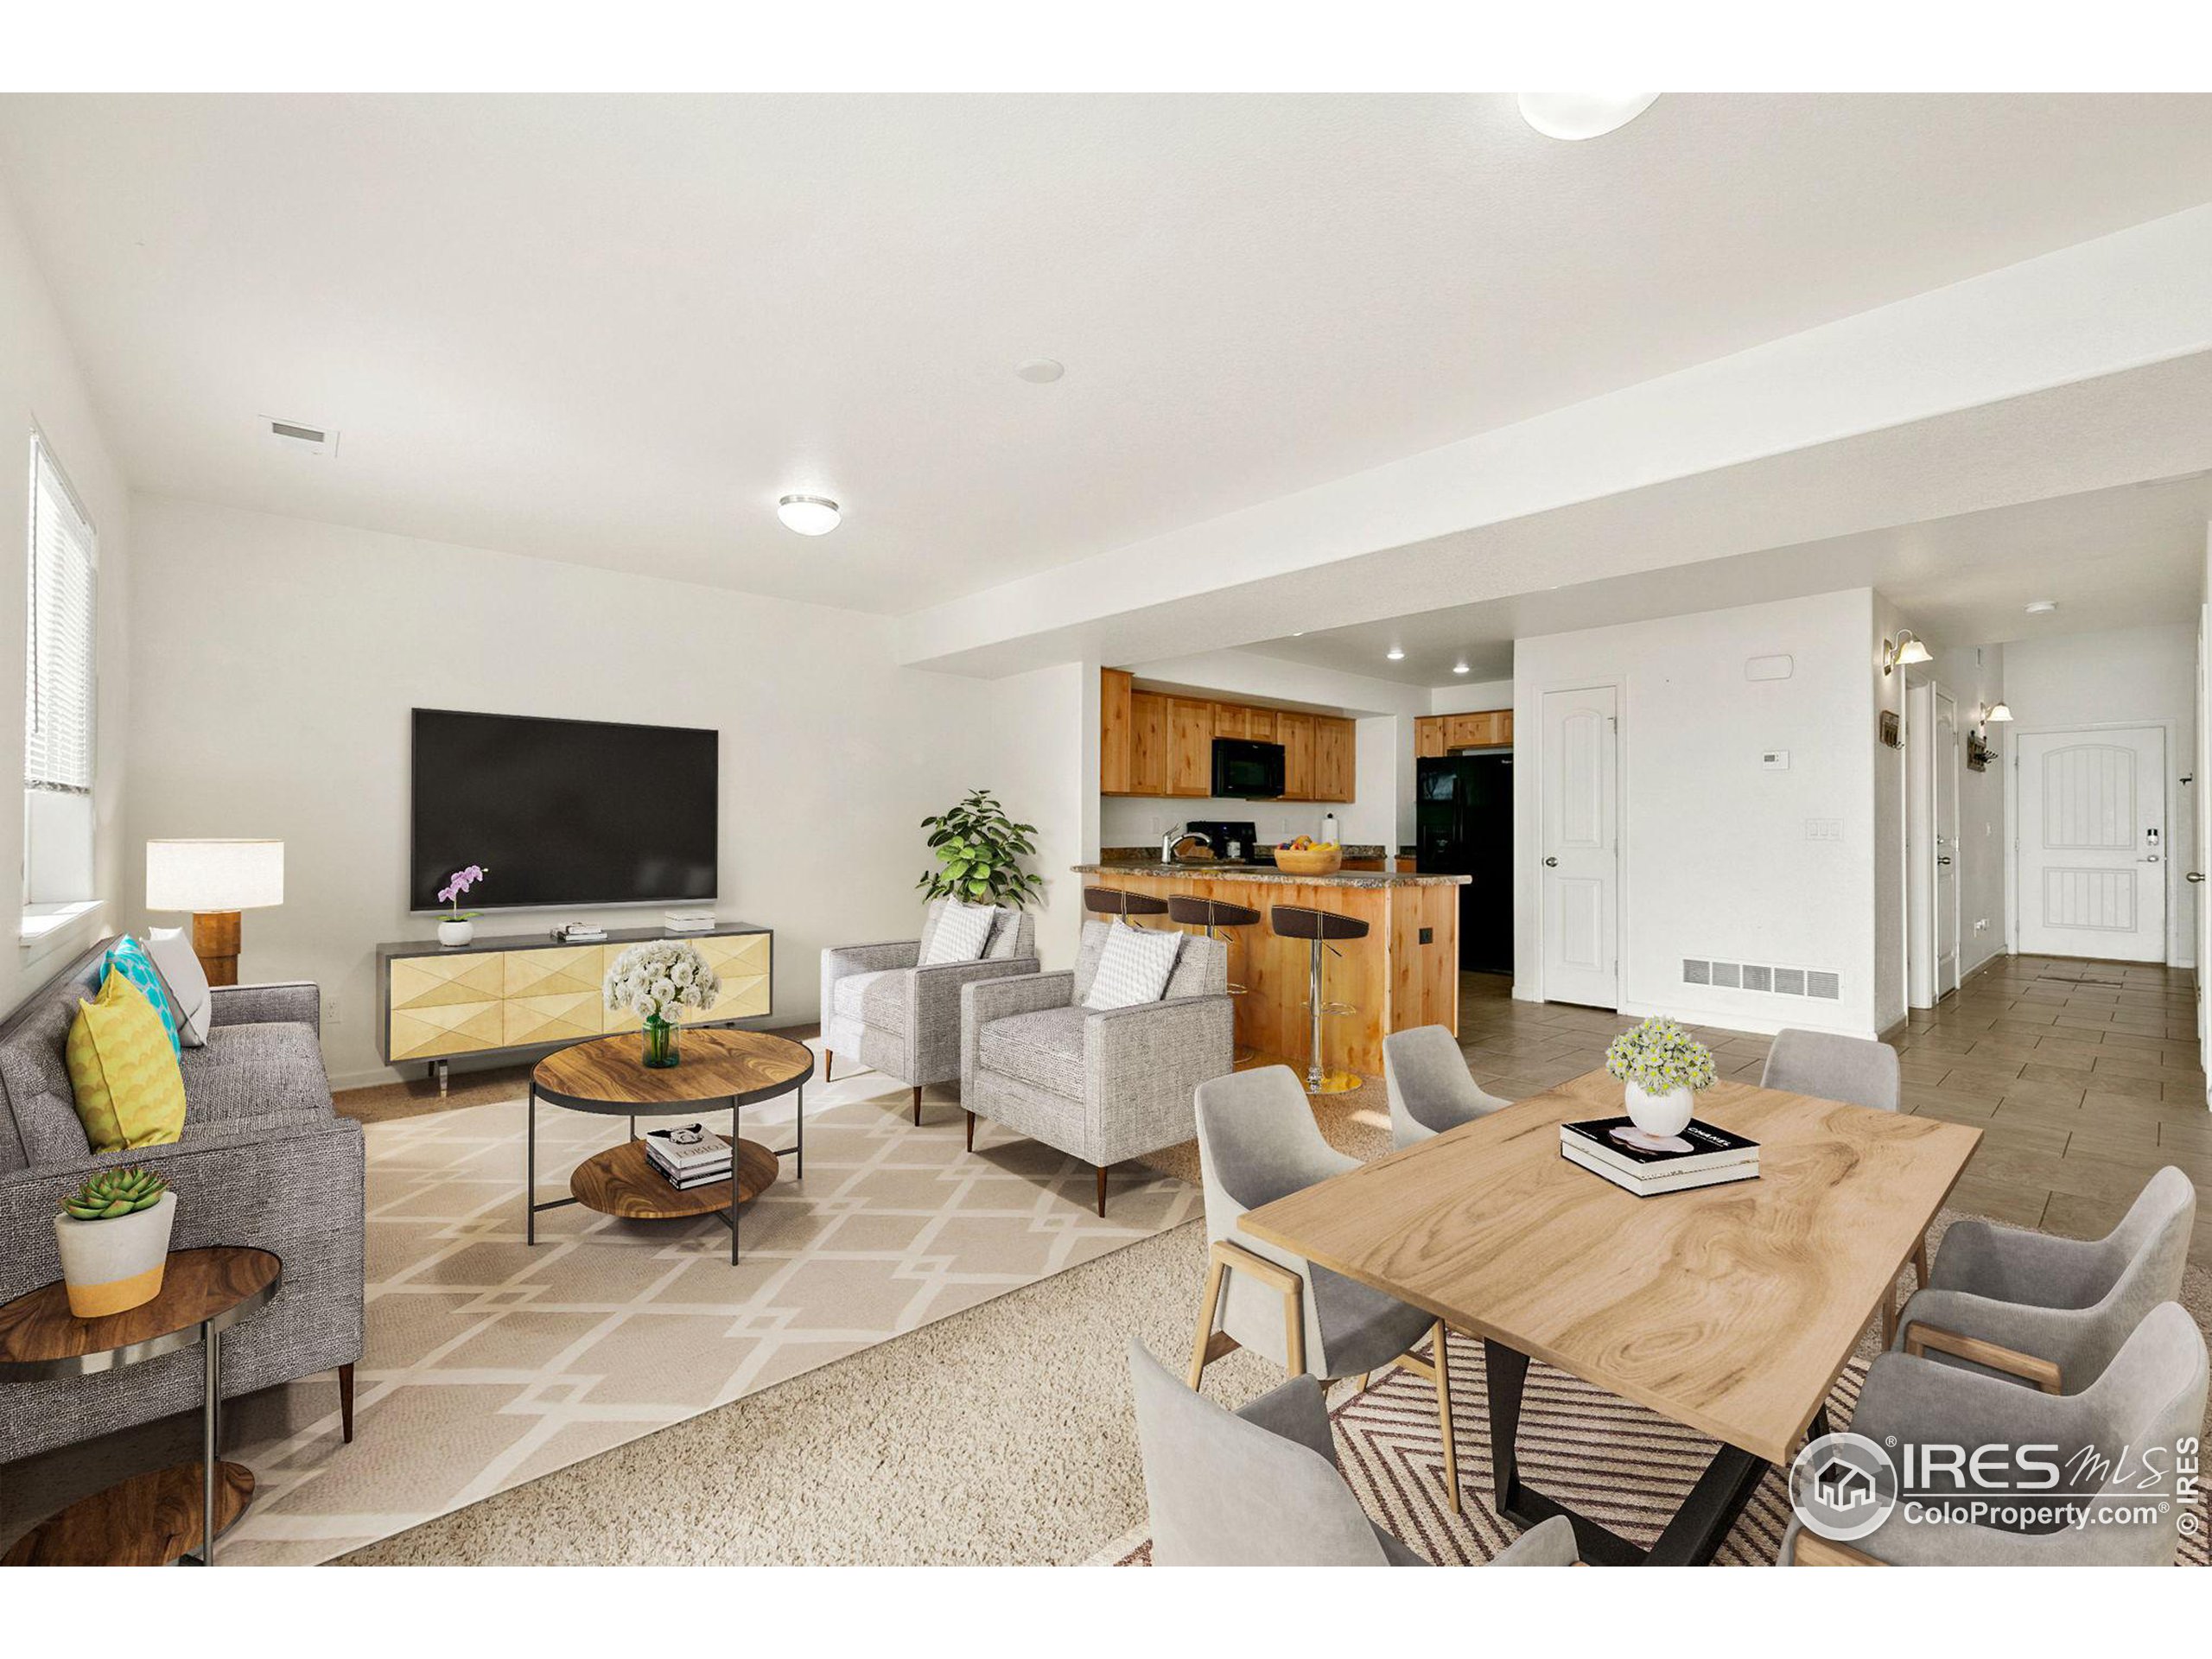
[1934,690,1961,996]
[2015,726,2167,962]
[1541,685,1618,1007]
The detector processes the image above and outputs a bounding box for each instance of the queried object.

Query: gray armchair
[1129,1339,1577,1566]
[959,919,1230,1216]
[1187,1063,1465,1511]
[819,899,1039,1126]
[1382,1024,1509,1149]
[1893,1165,2195,1394]
[1784,1301,2207,1565]
[0,938,362,1465]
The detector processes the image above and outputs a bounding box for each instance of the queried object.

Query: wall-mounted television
[410,709,718,912]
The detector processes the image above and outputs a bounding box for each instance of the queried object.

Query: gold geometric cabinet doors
[390,998,505,1061]
[388,950,507,1060]
[390,950,506,1010]
[696,933,772,1019]
[503,945,603,1001]
[504,990,603,1050]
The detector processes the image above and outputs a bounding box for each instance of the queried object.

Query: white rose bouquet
[605,940,721,1068]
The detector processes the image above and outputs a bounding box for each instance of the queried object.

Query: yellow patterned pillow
[66,970,188,1154]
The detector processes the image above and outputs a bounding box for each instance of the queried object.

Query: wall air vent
[259,416,338,455]
[1681,958,1711,986]
[1685,960,1841,1000]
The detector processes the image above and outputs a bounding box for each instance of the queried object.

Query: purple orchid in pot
[436,863,488,946]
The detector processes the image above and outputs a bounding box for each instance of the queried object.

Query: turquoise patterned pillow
[103,936,183,1058]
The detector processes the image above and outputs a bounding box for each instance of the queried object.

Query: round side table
[0,1245,280,1567]
[529,1028,812,1265]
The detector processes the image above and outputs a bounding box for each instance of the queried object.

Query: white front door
[2016,726,2168,962]
[1934,690,1961,996]
[1541,684,1618,1007]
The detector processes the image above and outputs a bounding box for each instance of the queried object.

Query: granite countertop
[1098,843,1389,861]
[1073,861,1467,889]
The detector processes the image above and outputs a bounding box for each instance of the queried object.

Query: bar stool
[1167,894,1262,1062]
[1269,905,1370,1096]
[1084,885,1169,928]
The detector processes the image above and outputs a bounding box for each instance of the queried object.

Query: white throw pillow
[1083,926,1182,1011]
[921,899,995,965]
[145,925,213,1047]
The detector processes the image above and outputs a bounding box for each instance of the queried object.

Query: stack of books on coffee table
[1559,1115,1759,1197]
[642,1123,733,1190]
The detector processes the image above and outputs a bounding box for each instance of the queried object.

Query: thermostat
[1761,750,1790,770]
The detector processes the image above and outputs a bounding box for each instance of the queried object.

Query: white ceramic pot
[54,1191,176,1319]
[1624,1080,1695,1137]
[438,918,474,947]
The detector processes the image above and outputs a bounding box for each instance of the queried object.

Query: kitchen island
[1070,860,1469,1077]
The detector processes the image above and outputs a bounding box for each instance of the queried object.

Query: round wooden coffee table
[528,1027,812,1265]
[0,1246,280,1567]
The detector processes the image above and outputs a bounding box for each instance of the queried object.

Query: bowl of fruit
[1272,836,1342,876]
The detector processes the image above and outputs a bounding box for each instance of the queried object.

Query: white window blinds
[24,433,97,795]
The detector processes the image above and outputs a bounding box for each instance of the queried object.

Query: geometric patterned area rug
[1104,1327,2212,1567]
[196,1060,1196,1565]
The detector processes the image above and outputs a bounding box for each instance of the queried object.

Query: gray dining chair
[1762,1027,1918,1338]
[1893,1165,2195,1395]
[1382,1024,1510,1150]
[1784,1301,2207,1565]
[1186,1064,1466,1511]
[1128,1340,1579,1567]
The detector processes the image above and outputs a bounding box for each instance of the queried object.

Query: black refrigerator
[1417,753,1514,974]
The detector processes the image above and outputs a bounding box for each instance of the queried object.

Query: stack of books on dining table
[642,1123,732,1189]
[1559,1115,1760,1197]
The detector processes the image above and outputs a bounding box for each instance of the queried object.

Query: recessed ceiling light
[2025,599,2058,614]
[1015,358,1065,384]
[1386,647,1405,661]
[1452,662,1470,675]
[776,494,841,536]
[1517,92,1660,142]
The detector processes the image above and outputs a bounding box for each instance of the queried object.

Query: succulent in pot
[1604,1016,1717,1139]
[54,1167,177,1318]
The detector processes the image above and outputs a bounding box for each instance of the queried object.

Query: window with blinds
[25,432,97,797]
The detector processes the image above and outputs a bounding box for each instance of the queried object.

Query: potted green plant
[54,1168,176,1318]
[1604,1016,1718,1138]
[917,789,1045,909]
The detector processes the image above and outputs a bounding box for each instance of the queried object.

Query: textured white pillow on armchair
[1083,926,1182,1010]
[145,925,213,1046]
[920,899,996,965]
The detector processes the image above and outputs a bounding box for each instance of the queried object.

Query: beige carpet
[0,1054,1199,1565]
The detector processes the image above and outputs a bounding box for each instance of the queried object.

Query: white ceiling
[1245,472,2212,686]
[5,94,2212,613]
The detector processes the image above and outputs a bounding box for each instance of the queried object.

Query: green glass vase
[641,1015,679,1069]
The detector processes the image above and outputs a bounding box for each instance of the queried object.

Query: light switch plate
[1805,818,1842,842]
[1762,750,1789,770]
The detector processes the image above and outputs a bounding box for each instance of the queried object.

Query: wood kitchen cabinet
[1278,711,1314,799]
[1244,708,1275,742]
[1415,716,1446,759]
[1100,668,1134,794]
[1419,710,1514,755]
[1212,702,1249,741]
[1168,698,1214,797]
[1128,690,1168,795]
[1313,716,1354,803]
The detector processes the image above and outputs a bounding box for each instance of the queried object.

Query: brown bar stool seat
[1168,895,1262,1062]
[1270,904,1370,1096]
[1084,886,1168,927]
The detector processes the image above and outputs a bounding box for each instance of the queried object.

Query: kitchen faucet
[1161,825,1214,862]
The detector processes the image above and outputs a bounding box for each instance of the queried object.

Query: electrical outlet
[326,1001,344,1027]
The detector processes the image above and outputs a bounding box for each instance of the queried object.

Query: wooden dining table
[1239,1066,1981,1565]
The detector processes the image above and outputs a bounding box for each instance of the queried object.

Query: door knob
[1936,856,1952,866]
[2140,855,2161,864]
[2189,872,2206,884]
[1542,856,1559,868]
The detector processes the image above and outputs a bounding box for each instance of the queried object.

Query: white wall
[0,179,132,1014]
[2003,623,2197,969]
[121,495,1066,1088]
[1429,677,1515,715]
[1872,594,1910,1033]
[1513,589,1885,1037]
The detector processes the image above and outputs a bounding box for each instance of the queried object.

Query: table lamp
[145,840,284,987]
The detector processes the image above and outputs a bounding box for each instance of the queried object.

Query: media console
[375,922,772,1091]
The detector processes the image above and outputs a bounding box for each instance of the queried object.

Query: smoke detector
[2024,599,2058,615]
[260,416,338,455]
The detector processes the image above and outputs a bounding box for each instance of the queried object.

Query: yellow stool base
[1305,1070,1361,1096]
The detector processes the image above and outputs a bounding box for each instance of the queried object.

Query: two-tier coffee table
[0,1246,281,1567]
[527,1028,811,1265]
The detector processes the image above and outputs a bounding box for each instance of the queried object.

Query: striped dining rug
[1106,1330,2212,1566]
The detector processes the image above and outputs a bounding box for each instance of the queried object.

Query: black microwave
[1211,738,1286,799]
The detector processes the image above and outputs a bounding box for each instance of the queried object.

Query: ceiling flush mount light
[1453,662,1471,675]
[1517,92,1661,142]
[1881,629,1933,677]
[1386,647,1406,661]
[2025,599,2058,615]
[776,494,841,536]
[1014,358,1065,384]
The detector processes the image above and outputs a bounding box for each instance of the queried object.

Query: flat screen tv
[410,709,717,912]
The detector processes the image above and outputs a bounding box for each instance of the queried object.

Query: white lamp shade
[1986,702,2014,722]
[146,840,284,912]
[1894,638,1933,666]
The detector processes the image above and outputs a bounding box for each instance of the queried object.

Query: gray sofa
[0,937,363,1465]
[820,899,1040,1125]
[961,919,1232,1215]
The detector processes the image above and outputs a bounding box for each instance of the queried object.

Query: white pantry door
[1934,690,1961,996]
[2015,727,2167,962]
[1541,685,1618,1007]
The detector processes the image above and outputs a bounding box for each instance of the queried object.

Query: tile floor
[1457,954,2212,1266]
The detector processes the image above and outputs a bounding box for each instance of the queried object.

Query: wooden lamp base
[191,912,242,988]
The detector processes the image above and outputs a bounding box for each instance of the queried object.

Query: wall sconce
[1881,629,1933,677]
[1974,700,2013,738]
